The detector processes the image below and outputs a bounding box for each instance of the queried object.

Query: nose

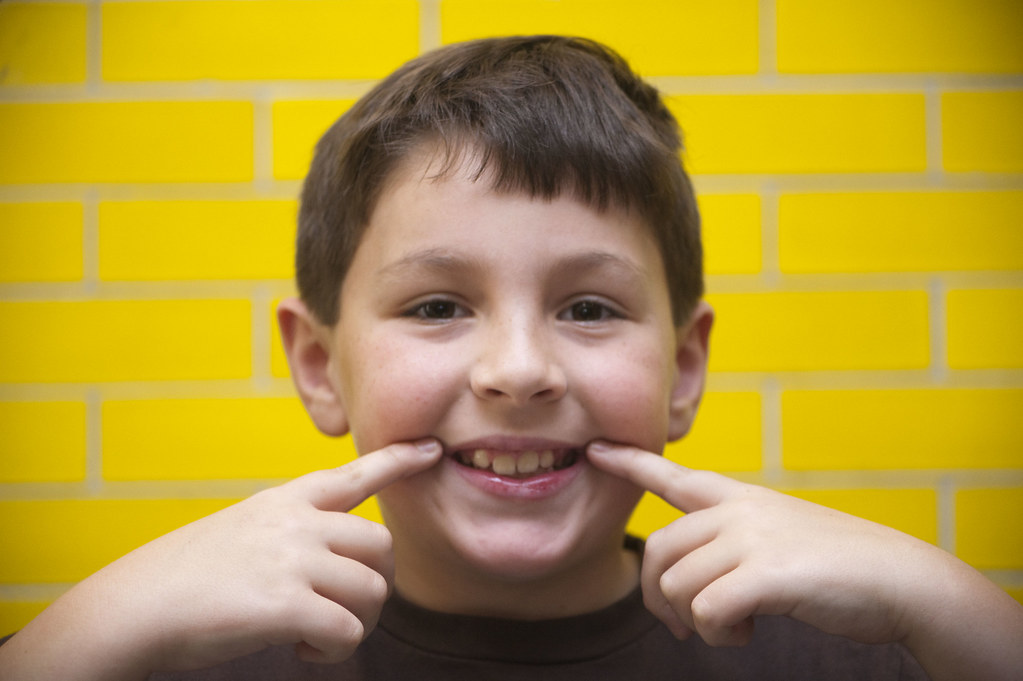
[470,314,567,406]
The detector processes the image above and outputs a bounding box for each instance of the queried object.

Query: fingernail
[587,440,611,454]
[415,438,441,455]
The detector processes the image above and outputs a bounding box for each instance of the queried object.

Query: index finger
[295,439,442,512]
[586,441,733,513]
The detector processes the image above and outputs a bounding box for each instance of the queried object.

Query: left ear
[667,299,714,441]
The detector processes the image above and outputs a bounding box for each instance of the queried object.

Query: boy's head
[296,35,702,327]
[280,35,713,616]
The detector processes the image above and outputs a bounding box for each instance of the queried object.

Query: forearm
[902,553,1023,681]
[0,574,159,681]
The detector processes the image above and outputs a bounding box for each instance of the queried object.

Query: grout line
[86,0,103,95]
[761,376,783,485]
[758,0,778,78]
[924,81,945,183]
[85,386,104,496]
[419,0,443,53]
[938,475,957,555]
[251,93,275,191]
[81,187,100,293]
[759,179,781,287]
[929,276,948,385]
[250,285,273,392]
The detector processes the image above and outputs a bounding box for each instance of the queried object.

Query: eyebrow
[377,247,648,283]
[377,248,487,282]
[551,251,649,282]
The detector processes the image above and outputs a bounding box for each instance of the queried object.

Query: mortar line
[758,0,778,79]
[928,276,948,385]
[761,376,783,485]
[937,475,956,555]
[759,179,781,288]
[250,284,274,392]
[419,0,443,53]
[85,386,104,496]
[924,80,944,185]
[86,0,103,95]
[81,187,100,294]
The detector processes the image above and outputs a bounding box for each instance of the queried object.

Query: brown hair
[297,35,702,325]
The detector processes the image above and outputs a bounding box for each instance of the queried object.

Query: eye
[560,299,620,323]
[404,298,466,321]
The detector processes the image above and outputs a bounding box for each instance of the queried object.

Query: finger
[639,516,717,635]
[319,513,395,586]
[691,567,762,648]
[291,593,365,664]
[307,552,391,636]
[646,538,740,642]
[586,441,731,512]
[295,439,442,512]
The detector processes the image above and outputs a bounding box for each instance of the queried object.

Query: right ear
[276,297,349,437]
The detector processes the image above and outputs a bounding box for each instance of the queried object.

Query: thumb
[295,438,442,512]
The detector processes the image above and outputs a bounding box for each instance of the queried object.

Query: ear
[667,300,714,442]
[277,297,349,437]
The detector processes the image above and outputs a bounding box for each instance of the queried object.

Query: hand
[587,442,1023,681]
[0,439,442,681]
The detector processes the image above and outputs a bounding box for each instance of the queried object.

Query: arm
[587,442,1023,681]
[0,440,442,681]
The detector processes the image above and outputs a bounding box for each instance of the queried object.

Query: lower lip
[447,455,583,499]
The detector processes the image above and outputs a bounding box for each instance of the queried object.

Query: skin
[2,149,1021,679]
[587,442,1023,681]
[279,150,713,619]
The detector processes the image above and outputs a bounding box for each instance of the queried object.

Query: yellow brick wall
[1,0,1021,632]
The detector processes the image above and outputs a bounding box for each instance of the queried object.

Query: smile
[452,448,581,478]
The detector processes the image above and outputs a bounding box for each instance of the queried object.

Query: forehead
[361,148,663,269]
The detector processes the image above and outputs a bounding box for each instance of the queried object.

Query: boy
[1,35,1021,680]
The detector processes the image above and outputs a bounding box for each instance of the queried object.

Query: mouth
[451,447,582,479]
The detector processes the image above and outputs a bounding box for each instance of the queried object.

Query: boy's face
[287,149,711,604]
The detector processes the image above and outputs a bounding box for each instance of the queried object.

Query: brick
[699,194,761,274]
[0,401,86,482]
[0,300,251,382]
[666,391,761,472]
[670,94,927,175]
[956,488,1023,569]
[943,91,1023,173]
[0,498,237,582]
[0,601,50,633]
[629,492,683,538]
[947,289,1023,369]
[0,2,87,84]
[273,100,356,180]
[99,201,296,280]
[777,0,1023,74]
[780,191,1023,273]
[0,202,83,282]
[103,398,353,480]
[0,102,253,184]
[787,489,938,545]
[102,1,418,81]
[783,389,1023,470]
[441,0,758,76]
[707,290,930,371]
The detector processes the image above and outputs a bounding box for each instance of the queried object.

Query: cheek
[572,341,674,450]
[346,337,463,452]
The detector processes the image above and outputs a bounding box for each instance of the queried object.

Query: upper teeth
[467,449,556,475]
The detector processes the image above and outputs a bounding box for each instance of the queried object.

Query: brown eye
[404,298,465,321]
[567,300,613,322]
